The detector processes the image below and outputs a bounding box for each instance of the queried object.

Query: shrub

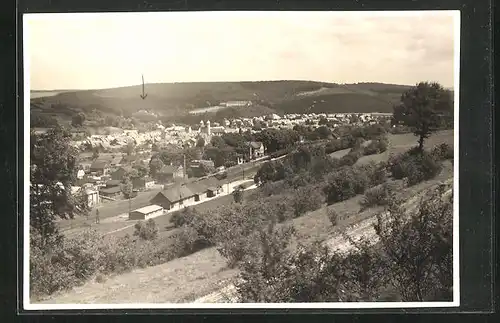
[169,225,204,258]
[364,161,388,186]
[286,171,313,189]
[323,167,370,205]
[171,207,198,228]
[325,140,342,154]
[30,229,110,298]
[327,208,339,227]
[30,244,75,297]
[95,274,106,283]
[431,143,454,161]
[339,150,362,166]
[360,183,393,210]
[363,136,389,155]
[388,149,442,186]
[292,186,325,218]
[259,180,288,197]
[232,187,244,203]
[133,219,159,240]
[374,184,453,301]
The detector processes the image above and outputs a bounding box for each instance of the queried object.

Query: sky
[25,11,458,91]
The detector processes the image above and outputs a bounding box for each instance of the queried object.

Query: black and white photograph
[24,10,459,309]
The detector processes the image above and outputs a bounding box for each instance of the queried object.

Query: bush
[364,161,388,186]
[30,229,114,298]
[339,150,362,166]
[325,140,342,154]
[360,183,393,210]
[323,167,370,205]
[292,186,325,218]
[388,149,442,186]
[431,143,454,161]
[327,208,339,227]
[363,136,389,156]
[169,226,204,258]
[133,219,159,240]
[170,207,197,228]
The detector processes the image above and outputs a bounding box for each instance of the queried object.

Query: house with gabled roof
[156,165,185,184]
[90,160,109,176]
[247,141,265,159]
[150,183,196,211]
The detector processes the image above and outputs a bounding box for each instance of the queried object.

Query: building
[221,101,252,108]
[190,160,215,168]
[105,179,121,187]
[185,138,197,148]
[111,166,134,181]
[132,177,155,190]
[70,129,87,139]
[129,204,164,220]
[150,184,196,211]
[197,177,222,197]
[71,186,100,207]
[95,154,122,168]
[210,126,226,135]
[247,141,265,159]
[185,181,209,202]
[99,185,122,198]
[156,165,185,184]
[85,189,100,207]
[76,169,85,180]
[90,160,109,176]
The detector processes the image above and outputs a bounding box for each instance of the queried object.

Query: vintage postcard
[24,10,459,309]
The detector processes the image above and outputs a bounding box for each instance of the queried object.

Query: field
[36,130,454,304]
[356,130,454,166]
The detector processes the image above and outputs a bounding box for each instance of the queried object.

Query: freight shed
[129,204,164,220]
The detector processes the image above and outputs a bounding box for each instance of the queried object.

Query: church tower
[206,120,211,136]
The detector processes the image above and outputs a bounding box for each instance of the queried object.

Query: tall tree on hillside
[393,82,453,151]
[30,126,79,250]
[149,156,164,179]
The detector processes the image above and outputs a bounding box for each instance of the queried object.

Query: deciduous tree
[393,82,453,151]
[71,112,86,127]
[30,126,79,250]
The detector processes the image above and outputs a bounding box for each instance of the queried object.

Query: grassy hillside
[30,81,413,123]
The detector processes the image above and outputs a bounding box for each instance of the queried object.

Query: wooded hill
[30,81,417,123]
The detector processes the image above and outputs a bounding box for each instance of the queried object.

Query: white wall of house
[87,191,100,207]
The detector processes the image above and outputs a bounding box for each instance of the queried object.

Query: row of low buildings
[150,176,223,212]
[127,175,232,220]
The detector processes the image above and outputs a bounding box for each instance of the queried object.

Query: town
[33,110,393,229]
